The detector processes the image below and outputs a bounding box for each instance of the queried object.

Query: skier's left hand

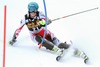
[39,20,46,25]
[39,19,52,26]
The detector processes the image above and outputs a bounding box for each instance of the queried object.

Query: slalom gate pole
[51,7,99,21]
[3,5,7,67]
[39,0,48,48]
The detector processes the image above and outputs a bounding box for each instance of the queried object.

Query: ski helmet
[28,2,39,12]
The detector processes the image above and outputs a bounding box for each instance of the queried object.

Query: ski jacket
[13,11,51,40]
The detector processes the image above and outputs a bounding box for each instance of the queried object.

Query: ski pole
[51,7,99,21]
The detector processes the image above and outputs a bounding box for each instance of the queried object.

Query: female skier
[9,2,88,63]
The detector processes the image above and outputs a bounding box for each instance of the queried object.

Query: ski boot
[55,42,71,61]
[56,49,65,61]
[52,46,65,61]
[74,49,89,64]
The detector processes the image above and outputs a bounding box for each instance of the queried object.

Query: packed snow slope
[0,0,100,67]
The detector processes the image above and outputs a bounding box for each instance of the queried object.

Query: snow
[0,0,100,67]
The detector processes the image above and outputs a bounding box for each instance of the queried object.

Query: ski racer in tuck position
[9,2,89,63]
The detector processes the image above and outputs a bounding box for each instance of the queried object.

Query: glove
[9,39,16,45]
[39,20,46,26]
[9,34,17,45]
[39,19,52,26]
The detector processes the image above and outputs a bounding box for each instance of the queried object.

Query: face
[30,12,36,18]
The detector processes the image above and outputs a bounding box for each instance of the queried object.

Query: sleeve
[12,17,26,40]
[39,11,52,25]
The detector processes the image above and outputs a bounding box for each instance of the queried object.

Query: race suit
[12,11,61,46]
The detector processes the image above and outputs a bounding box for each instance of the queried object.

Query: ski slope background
[0,0,100,67]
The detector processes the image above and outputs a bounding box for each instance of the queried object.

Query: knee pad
[58,43,70,49]
[35,35,42,43]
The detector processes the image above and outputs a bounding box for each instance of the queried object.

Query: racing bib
[26,21,39,28]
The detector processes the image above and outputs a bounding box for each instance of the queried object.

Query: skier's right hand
[9,39,16,45]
